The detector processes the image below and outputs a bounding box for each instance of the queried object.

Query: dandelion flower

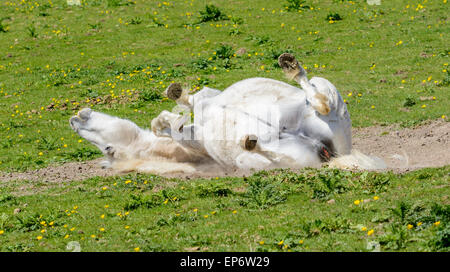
[354,200,361,205]
[367,229,374,236]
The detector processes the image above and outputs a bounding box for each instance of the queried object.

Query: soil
[1,120,448,183]
[352,119,449,172]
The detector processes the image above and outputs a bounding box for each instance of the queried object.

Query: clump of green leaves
[326,13,343,21]
[437,69,450,87]
[106,0,134,7]
[0,213,10,230]
[378,223,410,250]
[88,22,102,30]
[37,137,59,151]
[228,28,243,36]
[306,169,353,200]
[240,174,290,209]
[213,44,234,60]
[190,44,236,71]
[284,0,310,11]
[297,217,352,238]
[124,193,163,210]
[246,35,272,46]
[403,96,416,107]
[358,171,391,193]
[198,5,228,23]
[14,212,61,232]
[195,182,232,197]
[38,3,51,16]
[430,224,450,250]
[27,24,38,38]
[1,243,34,252]
[151,17,165,27]
[0,194,15,204]
[128,17,142,25]
[139,88,162,102]
[378,202,450,250]
[0,17,10,33]
[62,147,102,161]
[190,57,213,70]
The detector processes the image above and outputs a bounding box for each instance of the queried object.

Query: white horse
[69,54,385,174]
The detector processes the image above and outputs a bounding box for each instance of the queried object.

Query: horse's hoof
[165,83,183,101]
[240,135,258,151]
[278,53,299,72]
[69,116,81,131]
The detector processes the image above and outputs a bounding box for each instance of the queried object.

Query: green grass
[0,0,449,252]
[0,167,448,252]
[0,0,448,171]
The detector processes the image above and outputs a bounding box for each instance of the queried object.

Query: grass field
[0,0,449,252]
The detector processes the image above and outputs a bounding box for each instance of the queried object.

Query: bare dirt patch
[0,159,114,183]
[352,119,449,172]
[1,120,448,183]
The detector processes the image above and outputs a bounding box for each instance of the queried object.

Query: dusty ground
[352,119,449,172]
[0,120,448,183]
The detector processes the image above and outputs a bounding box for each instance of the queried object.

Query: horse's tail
[329,150,386,170]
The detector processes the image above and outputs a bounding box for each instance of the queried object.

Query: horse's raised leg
[151,110,188,137]
[278,53,330,115]
[164,83,221,109]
